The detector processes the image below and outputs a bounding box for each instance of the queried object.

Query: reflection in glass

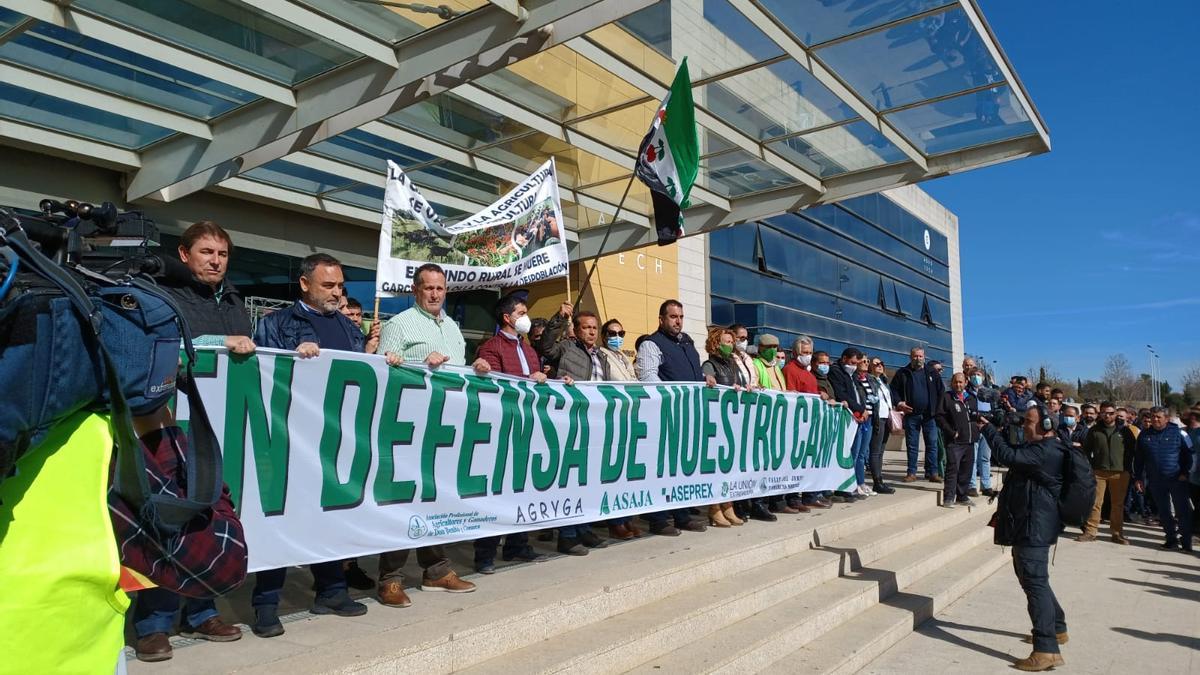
[701,151,797,197]
[0,81,173,148]
[243,159,356,194]
[291,0,486,44]
[75,0,358,84]
[388,92,531,150]
[759,0,956,46]
[617,0,783,81]
[699,60,855,140]
[814,7,1003,111]
[885,84,1036,155]
[0,21,257,119]
[308,129,437,172]
[768,121,907,177]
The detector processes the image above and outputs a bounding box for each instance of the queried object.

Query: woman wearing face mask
[597,318,642,540]
[700,328,746,527]
[727,323,761,390]
[853,357,878,497]
[868,359,896,494]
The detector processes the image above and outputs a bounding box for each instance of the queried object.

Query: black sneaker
[873,483,896,494]
[578,530,609,548]
[475,560,496,575]
[311,591,368,617]
[1162,539,1179,550]
[967,488,980,497]
[649,523,681,536]
[252,605,285,638]
[345,562,375,590]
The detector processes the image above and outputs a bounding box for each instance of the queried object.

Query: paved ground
[860,519,1200,674]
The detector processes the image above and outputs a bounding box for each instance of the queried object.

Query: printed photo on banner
[376,159,570,295]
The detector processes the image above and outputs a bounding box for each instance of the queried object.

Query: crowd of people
[131,220,1197,667]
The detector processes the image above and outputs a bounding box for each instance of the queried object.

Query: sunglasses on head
[607,330,626,337]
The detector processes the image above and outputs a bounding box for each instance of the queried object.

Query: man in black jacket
[132,221,249,661]
[936,372,978,508]
[980,405,1069,672]
[828,347,867,503]
[160,221,255,353]
[890,346,945,482]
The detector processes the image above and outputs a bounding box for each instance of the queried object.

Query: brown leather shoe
[1014,651,1064,671]
[180,617,242,642]
[722,504,745,526]
[626,521,644,537]
[422,570,476,593]
[608,524,635,540]
[1112,533,1130,545]
[1021,632,1069,645]
[903,474,917,483]
[708,505,732,527]
[809,498,832,509]
[769,503,800,514]
[135,633,173,662]
[790,502,812,513]
[1077,532,1097,542]
[377,579,413,607]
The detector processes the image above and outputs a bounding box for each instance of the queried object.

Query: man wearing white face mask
[473,293,554,572]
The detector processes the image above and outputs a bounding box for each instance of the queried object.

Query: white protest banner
[375,159,569,295]
[177,349,857,572]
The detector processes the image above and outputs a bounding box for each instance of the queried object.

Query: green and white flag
[635,58,700,246]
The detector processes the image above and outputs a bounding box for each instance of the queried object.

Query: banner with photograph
[176,349,857,572]
[375,159,570,295]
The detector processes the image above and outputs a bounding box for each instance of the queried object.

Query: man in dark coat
[980,405,1069,672]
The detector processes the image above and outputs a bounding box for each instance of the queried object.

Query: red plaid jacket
[108,425,247,598]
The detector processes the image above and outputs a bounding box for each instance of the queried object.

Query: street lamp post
[1146,345,1158,406]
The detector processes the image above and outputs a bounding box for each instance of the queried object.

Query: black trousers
[869,416,889,484]
[943,442,974,503]
[1012,545,1066,654]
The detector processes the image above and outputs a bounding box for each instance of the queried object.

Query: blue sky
[920,0,1199,389]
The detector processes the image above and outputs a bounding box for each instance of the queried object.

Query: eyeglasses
[606,330,626,337]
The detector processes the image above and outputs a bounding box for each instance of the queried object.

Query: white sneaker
[857,485,871,497]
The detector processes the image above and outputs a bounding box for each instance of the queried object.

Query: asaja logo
[601,490,654,514]
[407,515,429,539]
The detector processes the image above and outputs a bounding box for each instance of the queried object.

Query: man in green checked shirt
[373,262,488,608]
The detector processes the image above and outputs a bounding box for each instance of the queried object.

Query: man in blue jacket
[1134,407,1194,552]
[980,405,1069,672]
[249,253,367,637]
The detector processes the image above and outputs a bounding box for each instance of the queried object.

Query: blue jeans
[252,561,347,608]
[132,587,218,637]
[969,434,992,489]
[904,413,940,477]
[852,420,872,487]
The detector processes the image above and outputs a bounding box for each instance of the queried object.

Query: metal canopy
[0,0,1048,257]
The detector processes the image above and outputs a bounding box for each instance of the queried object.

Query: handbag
[889,410,904,433]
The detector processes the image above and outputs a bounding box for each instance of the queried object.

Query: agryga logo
[407,515,429,539]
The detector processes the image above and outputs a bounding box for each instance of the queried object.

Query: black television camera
[3,198,167,278]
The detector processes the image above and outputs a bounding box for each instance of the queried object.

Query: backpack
[0,212,224,534]
[1058,440,1097,529]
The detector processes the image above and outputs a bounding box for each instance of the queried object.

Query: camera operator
[977,406,1069,672]
[131,221,250,662]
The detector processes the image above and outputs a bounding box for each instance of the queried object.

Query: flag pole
[572,173,636,309]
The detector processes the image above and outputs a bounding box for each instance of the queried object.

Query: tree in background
[1024,363,1077,398]
[1103,353,1136,402]
[1183,363,1200,404]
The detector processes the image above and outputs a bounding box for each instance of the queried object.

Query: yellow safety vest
[0,413,128,674]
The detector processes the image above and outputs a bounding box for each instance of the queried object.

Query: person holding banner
[598,317,643,540]
[700,327,746,528]
[536,303,613,554]
[471,293,553,572]
[249,253,369,637]
[375,263,483,608]
[636,300,716,535]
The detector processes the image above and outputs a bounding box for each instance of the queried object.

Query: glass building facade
[709,193,953,370]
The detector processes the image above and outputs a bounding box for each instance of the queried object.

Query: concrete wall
[881,184,964,370]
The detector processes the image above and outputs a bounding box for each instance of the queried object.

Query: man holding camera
[131,221,250,661]
[978,405,1069,672]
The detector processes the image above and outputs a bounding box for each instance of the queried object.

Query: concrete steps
[625,504,1000,674]
[130,458,1008,675]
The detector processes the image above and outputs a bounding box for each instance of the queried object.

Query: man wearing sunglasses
[1080,402,1135,544]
